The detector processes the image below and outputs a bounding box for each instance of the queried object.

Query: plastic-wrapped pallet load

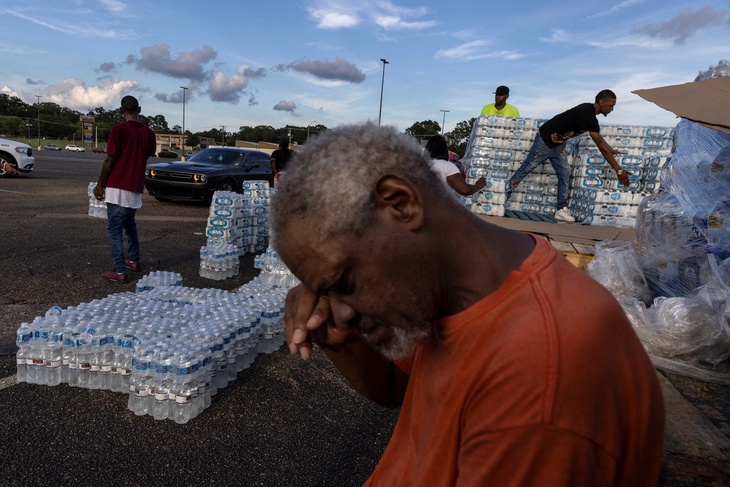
[587,119,730,383]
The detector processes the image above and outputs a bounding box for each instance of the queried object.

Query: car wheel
[217,179,236,192]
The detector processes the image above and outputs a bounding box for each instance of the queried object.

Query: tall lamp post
[35,95,42,149]
[180,86,188,159]
[440,109,450,135]
[378,58,389,126]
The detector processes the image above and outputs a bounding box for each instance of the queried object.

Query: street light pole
[440,109,450,135]
[180,86,188,159]
[378,58,389,126]
[35,95,42,149]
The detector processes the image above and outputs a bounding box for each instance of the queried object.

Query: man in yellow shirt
[481,85,520,117]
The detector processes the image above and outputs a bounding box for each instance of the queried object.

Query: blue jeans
[106,203,139,274]
[509,134,570,209]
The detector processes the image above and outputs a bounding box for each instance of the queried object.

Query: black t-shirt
[271,148,293,172]
[539,103,599,148]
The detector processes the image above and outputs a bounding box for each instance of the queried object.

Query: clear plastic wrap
[586,240,652,303]
[635,119,730,298]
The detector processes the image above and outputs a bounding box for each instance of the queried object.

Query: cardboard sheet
[632,76,730,134]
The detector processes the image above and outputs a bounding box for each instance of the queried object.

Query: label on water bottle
[90,365,101,372]
[128,384,137,393]
[69,362,78,370]
[101,365,112,372]
[154,392,167,401]
[45,359,62,368]
[135,388,149,397]
[176,394,192,404]
[121,368,132,376]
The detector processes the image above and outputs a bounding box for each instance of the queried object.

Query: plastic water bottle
[15,322,32,383]
[43,329,64,386]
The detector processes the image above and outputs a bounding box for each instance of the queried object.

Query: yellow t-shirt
[480,103,520,117]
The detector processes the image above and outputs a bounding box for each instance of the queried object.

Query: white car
[0,137,34,174]
[65,144,86,152]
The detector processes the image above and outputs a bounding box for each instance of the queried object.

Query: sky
[1,0,729,138]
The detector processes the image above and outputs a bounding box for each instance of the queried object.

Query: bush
[157,151,178,158]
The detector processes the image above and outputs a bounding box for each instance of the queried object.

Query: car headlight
[193,174,207,183]
[14,146,31,156]
[148,169,156,177]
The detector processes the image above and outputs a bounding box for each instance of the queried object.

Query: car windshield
[188,149,242,165]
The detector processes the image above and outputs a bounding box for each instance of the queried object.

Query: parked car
[0,138,34,174]
[145,147,273,202]
[92,147,107,153]
[43,144,62,151]
[65,144,85,152]
[184,151,196,159]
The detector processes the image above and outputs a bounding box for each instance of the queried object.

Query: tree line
[0,93,474,155]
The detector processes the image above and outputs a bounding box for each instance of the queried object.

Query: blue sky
[1,0,729,138]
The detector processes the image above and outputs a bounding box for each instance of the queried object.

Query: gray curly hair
[271,123,445,247]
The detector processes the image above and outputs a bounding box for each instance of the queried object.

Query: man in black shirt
[507,90,629,223]
[271,136,293,187]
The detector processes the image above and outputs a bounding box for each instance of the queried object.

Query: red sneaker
[105,270,129,284]
[125,259,141,272]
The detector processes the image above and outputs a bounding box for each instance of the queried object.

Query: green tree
[444,118,476,157]
[405,120,441,142]
[186,132,200,148]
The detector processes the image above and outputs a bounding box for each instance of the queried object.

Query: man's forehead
[279,219,347,285]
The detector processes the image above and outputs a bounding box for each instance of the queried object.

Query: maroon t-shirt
[105,121,157,193]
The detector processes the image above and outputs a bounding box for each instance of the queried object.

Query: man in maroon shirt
[93,95,157,284]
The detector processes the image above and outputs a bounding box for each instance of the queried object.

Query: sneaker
[554,207,576,223]
[105,270,129,284]
[125,259,141,272]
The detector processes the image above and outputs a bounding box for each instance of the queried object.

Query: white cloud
[434,41,525,62]
[309,9,359,29]
[43,78,141,111]
[307,0,434,31]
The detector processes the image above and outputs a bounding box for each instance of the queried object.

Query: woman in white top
[426,135,485,196]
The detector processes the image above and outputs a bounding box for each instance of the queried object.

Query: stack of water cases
[16,258,298,424]
[570,125,673,227]
[462,116,673,227]
[462,116,549,218]
[200,181,271,280]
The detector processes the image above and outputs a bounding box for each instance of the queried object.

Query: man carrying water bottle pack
[94,95,156,284]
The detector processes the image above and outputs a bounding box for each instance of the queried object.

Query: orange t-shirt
[365,238,664,486]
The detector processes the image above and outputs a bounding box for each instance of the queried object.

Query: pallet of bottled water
[201,186,271,280]
[15,267,296,424]
[461,115,674,226]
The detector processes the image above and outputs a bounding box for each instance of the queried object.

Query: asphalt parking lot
[0,152,398,486]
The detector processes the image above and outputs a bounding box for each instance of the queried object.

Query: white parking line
[0,189,27,194]
[0,374,18,390]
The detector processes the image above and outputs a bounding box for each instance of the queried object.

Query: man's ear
[372,174,424,230]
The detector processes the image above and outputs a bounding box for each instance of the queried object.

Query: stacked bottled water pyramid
[201,183,271,280]
[462,115,673,227]
[16,264,296,424]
